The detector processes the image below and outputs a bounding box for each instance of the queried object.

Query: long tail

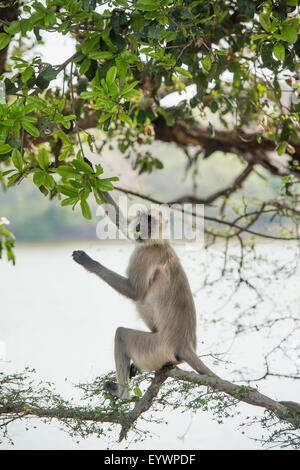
[181,348,219,378]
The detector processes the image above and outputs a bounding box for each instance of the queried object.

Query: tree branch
[171,162,254,205]
[0,403,119,424]
[1,366,300,445]
[118,368,170,442]
[153,115,300,177]
[166,369,300,429]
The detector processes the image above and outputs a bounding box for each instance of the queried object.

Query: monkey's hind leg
[108,327,159,400]
[106,362,139,398]
[104,367,138,400]
[105,327,132,400]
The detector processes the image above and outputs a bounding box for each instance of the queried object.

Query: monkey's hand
[72,250,99,272]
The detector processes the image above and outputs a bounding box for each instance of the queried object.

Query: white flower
[0,217,10,225]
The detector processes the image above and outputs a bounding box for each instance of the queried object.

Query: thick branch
[118,368,169,442]
[166,368,300,429]
[153,115,300,177]
[0,403,119,424]
[1,367,300,444]
[171,162,254,205]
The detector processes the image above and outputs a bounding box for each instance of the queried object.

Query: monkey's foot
[104,381,131,401]
[161,362,178,372]
[104,381,119,396]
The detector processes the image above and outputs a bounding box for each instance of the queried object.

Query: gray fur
[72,212,217,399]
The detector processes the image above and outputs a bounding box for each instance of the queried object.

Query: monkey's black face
[135,215,152,242]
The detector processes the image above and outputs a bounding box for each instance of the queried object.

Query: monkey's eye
[135,223,141,233]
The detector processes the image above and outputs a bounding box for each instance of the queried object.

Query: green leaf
[72,159,94,174]
[0,33,10,51]
[81,36,100,55]
[38,65,59,82]
[88,51,115,60]
[95,164,104,176]
[100,78,109,94]
[7,172,20,187]
[93,188,105,205]
[79,57,91,75]
[11,149,23,171]
[22,115,38,123]
[280,25,298,44]
[201,55,212,72]
[0,126,8,144]
[135,0,160,11]
[33,170,45,187]
[165,31,177,42]
[101,28,118,52]
[116,56,128,81]
[23,122,40,137]
[80,198,92,219]
[33,26,42,41]
[106,66,117,86]
[259,13,272,33]
[44,173,55,190]
[62,114,76,122]
[277,142,286,156]
[57,130,70,144]
[154,158,163,169]
[56,165,78,178]
[96,178,115,191]
[57,184,78,197]
[133,386,143,397]
[1,119,14,127]
[0,144,11,154]
[38,147,50,170]
[21,67,34,83]
[210,100,219,113]
[80,91,96,99]
[120,81,139,96]
[61,196,79,207]
[273,43,285,61]
[26,96,48,112]
[174,66,192,78]
[261,43,276,69]
[7,21,20,35]
[119,113,132,125]
[98,113,112,123]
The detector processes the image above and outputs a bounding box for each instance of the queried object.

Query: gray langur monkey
[72,210,218,400]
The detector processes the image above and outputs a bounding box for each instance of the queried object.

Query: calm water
[0,241,299,449]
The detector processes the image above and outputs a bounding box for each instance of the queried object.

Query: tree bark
[1,367,300,443]
[153,115,299,177]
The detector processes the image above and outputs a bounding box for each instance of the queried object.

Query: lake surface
[0,241,299,449]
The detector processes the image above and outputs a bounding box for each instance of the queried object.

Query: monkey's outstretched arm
[72,250,138,300]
